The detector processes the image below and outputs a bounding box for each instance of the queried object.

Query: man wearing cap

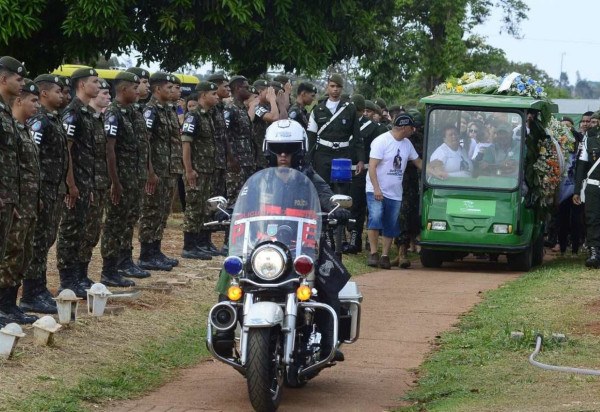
[365,114,422,269]
[20,74,68,313]
[128,67,152,106]
[100,71,145,287]
[77,78,112,287]
[138,72,179,271]
[180,81,221,260]
[58,76,72,111]
[252,79,281,169]
[205,73,233,256]
[374,97,391,127]
[56,67,99,298]
[288,82,317,130]
[0,79,40,325]
[224,76,258,202]
[307,73,364,192]
[168,74,186,218]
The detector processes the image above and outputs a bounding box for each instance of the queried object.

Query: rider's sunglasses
[269,143,302,155]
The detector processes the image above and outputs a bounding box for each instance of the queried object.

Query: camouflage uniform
[24,107,68,281]
[56,97,96,271]
[182,108,215,233]
[79,107,109,266]
[224,98,256,203]
[101,102,140,259]
[163,104,183,230]
[139,97,173,243]
[252,103,270,169]
[0,96,19,262]
[0,123,40,288]
[288,102,309,130]
[209,102,228,206]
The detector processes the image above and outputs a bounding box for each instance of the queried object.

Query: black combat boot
[344,230,361,254]
[59,267,87,298]
[182,232,212,260]
[101,257,136,287]
[78,261,94,288]
[118,249,151,278]
[155,240,179,267]
[19,279,58,314]
[0,285,38,324]
[138,242,172,271]
[38,274,56,304]
[204,231,226,257]
[585,246,600,268]
[221,232,229,256]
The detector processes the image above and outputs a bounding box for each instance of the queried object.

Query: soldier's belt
[316,138,349,149]
[587,178,600,186]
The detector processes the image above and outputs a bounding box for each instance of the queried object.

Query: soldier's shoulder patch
[30,120,42,132]
[223,110,231,119]
[107,114,117,124]
[289,110,297,119]
[62,110,76,124]
[184,114,194,124]
[143,108,153,118]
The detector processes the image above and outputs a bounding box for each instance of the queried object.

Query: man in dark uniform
[138,72,178,271]
[288,82,317,130]
[181,81,220,260]
[57,67,99,298]
[20,74,68,313]
[100,71,144,287]
[574,111,600,268]
[306,73,364,193]
[252,79,280,169]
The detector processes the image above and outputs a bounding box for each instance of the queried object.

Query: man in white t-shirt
[366,114,422,269]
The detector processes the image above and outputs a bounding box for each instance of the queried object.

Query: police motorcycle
[205,120,362,412]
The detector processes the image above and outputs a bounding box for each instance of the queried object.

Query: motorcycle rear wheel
[246,327,284,412]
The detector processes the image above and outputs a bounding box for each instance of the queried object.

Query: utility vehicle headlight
[430,221,447,231]
[493,224,509,234]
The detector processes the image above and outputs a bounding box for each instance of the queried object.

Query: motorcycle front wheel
[246,327,284,412]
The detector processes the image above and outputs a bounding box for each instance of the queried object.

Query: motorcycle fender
[244,301,284,327]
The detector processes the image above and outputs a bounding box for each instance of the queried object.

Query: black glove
[214,209,232,222]
[330,208,351,223]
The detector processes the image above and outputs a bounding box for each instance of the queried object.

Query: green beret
[98,78,110,90]
[298,82,317,94]
[126,67,150,79]
[351,94,366,112]
[269,81,283,92]
[0,56,27,76]
[328,73,344,87]
[374,97,387,110]
[273,74,290,84]
[207,73,228,83]
[229,75,247,85]
[58,75,71,88]
[115,71,140,83]
[22,78,39,96]
[388,105,402,113]
[249,85,259,95]
[71,67,98,80]
[195,81,218,92]
[253,79,268,90]
[149,71,175,84]
[171,74,181,85]
[365,100,381,115]
[34,74,62,86]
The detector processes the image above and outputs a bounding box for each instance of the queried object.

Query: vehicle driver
[428,125,472,179]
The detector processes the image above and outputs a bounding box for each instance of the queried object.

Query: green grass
[399,256,600,412]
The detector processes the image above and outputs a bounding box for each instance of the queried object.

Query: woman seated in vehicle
[475,128,520,176]
[428,125,472,179]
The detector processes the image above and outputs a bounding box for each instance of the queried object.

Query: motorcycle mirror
[207,196,228,211]
[330,194,353,209]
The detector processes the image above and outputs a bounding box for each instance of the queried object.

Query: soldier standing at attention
[56,67,99,298]
[288,82,317,130]
[20,74,68,314]
[0,76,40,325]
[58,76,72,111]
[170,75,186,213]
[100,72,146,287]
[137,72,178,271]
[574,111,600,268]
[78,78,111,287]
[307,74,364,193]
[181,81,220,260]
[119,67,155,278]
[224,76,257,203]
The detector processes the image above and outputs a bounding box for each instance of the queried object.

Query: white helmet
[263,119,308,168]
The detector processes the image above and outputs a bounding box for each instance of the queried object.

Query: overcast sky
[473,0,599,84]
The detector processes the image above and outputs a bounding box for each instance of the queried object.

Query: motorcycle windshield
[229,167,322,262]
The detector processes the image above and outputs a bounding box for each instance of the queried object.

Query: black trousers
[557,197,583,253]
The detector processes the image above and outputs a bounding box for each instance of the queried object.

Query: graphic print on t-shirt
[393,149,402,170]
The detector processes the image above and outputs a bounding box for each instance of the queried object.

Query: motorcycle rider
[215,119,351,362]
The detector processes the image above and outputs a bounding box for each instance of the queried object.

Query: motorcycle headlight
[251,244,287,281]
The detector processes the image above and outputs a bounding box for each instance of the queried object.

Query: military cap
[253,79,268,90]
[126,67,150,79]
[269,81,284,92]
[0,56,27,76]
[365,100,381,115]
[388,104,402,113]
[195,81,218,92]
[591,111,600,121]
[34,74,62,86]
[58,75,71,88]
[273,74,290,85]
[22,78,39,96]
[374,97,387,110]
[249,85,259,95]
[115,71,140,83]
[71,67,98,80]
[207,73,228,83]
[394,114,415,128]
[297,82,317,94]
[171,74,181,85]
[149,71,175,84]
[328,73,344,87]
[351,94,366,112]
[98,77,110,90]
[229,75,248,85]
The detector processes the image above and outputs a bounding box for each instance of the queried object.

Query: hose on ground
[529,335,600,376]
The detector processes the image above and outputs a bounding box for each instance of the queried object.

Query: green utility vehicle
[419,94,559,271]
